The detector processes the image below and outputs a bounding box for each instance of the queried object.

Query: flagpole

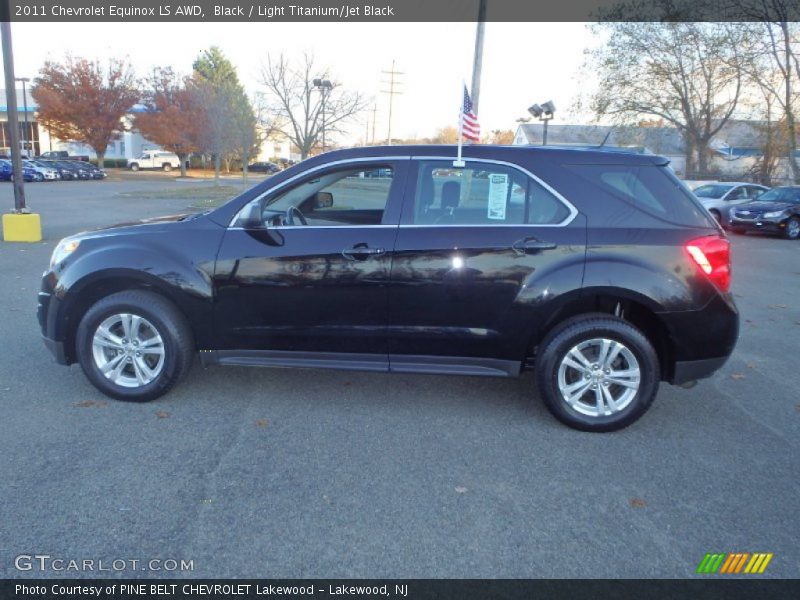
[454,83,465,168]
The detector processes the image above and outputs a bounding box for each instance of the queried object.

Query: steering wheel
[285,205,308,226]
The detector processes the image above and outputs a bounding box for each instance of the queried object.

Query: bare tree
[739,11,800,183]
[259,53,367,159]
[585,22,749,177]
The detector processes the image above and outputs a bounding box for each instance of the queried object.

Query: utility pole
[470,0,487,115]
[371,105,377,145]
[1,21,25,211]
[381,60,403,145]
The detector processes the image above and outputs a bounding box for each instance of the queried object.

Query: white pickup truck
[127,150,182,172]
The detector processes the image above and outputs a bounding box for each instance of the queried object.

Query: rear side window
[565,164,710,227]
[411,160,571,225]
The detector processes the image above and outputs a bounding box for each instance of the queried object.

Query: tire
[76,290,194,402]
[34,173,44,182]
[709,209,721,224]
[783,217,800,240]
[129,163,139,172]
[535,314,660,432]
[162,163,172,172]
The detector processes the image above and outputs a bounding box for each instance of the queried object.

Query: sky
[9,21,599,143]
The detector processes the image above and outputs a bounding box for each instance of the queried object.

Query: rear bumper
[672,356,730,385]
[659,292,739,385]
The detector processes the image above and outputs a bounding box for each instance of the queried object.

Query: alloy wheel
[557,337,641,417]
[91,313,165,388]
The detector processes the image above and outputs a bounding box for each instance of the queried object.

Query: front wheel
[129,163,140,172]
[34,173,44,182]
[783,217,800,240]
[76,290,194,402]
[162,163,172,172]
[535,314,660,432]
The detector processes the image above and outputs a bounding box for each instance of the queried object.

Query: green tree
[192,47,258,183]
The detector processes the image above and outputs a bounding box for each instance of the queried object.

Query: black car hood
[735,201,793,212]
[84,213,194,236]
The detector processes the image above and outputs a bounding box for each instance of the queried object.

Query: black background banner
[3,0,800,23]
[3,579,800,600]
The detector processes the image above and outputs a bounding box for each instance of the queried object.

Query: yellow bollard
[2,212,42,242]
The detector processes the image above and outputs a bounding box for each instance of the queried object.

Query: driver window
[261,165,394,227]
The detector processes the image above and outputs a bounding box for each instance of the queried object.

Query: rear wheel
[783,217,800,240]
[162,163,172,172]
[34,172,44,182]
[535,314,660,432]
[76,290,194,402]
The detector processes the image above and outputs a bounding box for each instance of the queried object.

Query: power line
[380,60,403,145]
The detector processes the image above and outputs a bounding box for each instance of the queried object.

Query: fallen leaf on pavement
[156,410,169,419]
[256,419,269,427]
[629,498,647,508]
[455,486,468,494]
[731,373,745,380]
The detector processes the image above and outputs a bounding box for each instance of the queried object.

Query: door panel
[212,160,408,355]
[388,224,586,361]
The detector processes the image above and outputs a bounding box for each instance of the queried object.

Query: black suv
[38,146,738,431]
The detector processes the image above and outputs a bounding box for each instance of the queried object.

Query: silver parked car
[693,182,769,228]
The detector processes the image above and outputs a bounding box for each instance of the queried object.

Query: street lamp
[313,78,333,152]
[15,77,30,157]
[528,100,556,146]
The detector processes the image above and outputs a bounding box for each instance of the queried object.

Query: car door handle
[342,245,386,260]
[512,238,557,255]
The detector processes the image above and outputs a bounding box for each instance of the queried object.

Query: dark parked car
[729,186,800,239]
[50,160,93,180]
[245,161,281,174]
[38,145,738,431]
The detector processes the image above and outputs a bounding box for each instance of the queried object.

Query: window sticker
[487,173,509,220]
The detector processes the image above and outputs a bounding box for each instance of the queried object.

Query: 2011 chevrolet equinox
[38,145,738,431]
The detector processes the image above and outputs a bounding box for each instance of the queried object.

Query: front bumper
[38,278,71,365]
[729,216,785,234]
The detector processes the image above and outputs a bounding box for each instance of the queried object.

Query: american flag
[461,85,480,142]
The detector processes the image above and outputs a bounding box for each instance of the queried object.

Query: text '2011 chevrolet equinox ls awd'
[39,145,739,431]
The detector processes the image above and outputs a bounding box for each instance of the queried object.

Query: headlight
[50,238,80,269]
[762,210,785,219]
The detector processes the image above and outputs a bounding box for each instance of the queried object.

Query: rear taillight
[685,236,731,293]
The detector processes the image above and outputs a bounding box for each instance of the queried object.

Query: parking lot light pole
[528,101,556,146]
[313,78,333,152]
[2,21,41,242]
[15,77,30,158]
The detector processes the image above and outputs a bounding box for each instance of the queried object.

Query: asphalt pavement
[0,178,798,578]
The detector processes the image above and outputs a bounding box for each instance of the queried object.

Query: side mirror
[315,191,333,209]
[241,202,264,229]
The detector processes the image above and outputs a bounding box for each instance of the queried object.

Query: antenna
[598,127,615,148]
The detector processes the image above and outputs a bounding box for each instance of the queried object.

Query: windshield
[693,184,733,198]
[754,187,800,203]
